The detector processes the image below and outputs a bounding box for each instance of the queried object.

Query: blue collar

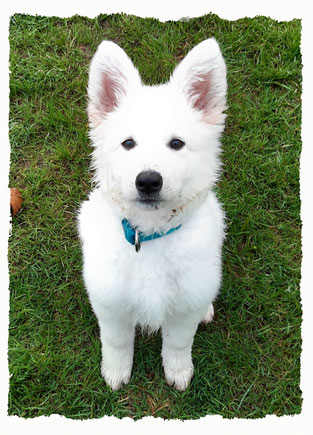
[121,218,181,252]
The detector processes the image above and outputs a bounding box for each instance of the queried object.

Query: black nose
[135,171,163,195]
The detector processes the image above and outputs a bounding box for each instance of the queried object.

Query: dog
[78,38,227,391]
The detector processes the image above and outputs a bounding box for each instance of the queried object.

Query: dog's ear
[170,38,227,125]
[87,41,141,128]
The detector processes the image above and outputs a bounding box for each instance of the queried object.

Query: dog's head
[87,38,227,228]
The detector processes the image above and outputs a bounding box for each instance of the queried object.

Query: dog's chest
[98,226,218,328]
[114,238,199,328]
[118,235,183,288]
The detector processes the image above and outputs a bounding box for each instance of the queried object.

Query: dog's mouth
[135,195,164,209]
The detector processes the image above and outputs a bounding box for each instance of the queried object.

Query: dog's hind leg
[201,303,214,324]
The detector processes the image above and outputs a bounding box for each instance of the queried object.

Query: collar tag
[135,229,141,252]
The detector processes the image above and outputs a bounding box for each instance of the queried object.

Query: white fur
[78,38,227,391]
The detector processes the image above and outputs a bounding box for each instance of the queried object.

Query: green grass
[8,13,302,419]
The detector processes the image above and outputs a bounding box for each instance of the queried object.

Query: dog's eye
[169,138,185,151]
[121,138,136,150]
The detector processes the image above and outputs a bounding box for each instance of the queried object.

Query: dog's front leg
[96,309,135,390]
[162,312,202,391]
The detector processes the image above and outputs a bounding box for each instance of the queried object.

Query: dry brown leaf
[10,188,23,217]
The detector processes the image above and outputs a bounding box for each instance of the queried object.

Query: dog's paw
[101,362,132,391]
[163,363,194,391]
[201,303,214,324]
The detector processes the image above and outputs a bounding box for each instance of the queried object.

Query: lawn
[8,13,302,419]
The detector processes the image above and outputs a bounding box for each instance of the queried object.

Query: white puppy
[78,38,227,391]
